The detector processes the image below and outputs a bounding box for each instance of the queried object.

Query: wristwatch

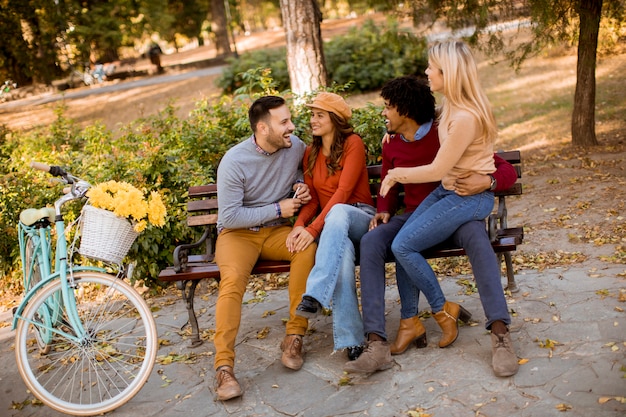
[488,174,497,191]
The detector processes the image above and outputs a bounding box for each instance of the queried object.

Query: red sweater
[295,134,373,239]
[378,129,440,215]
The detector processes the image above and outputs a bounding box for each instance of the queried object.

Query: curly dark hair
[380,76,436,125]
[305,112,355,178]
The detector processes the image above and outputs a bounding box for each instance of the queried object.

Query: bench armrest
[488,195,509,242]
[173,225,216,272]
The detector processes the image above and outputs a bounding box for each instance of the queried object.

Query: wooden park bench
[159,150,524,347]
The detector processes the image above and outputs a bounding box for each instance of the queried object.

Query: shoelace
[217,368,235,385]
[494,334,511,350]
[289,337,302,354]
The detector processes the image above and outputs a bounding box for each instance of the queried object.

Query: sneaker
[343,340,393,373]
[295,295,321,318]
[491,332,519,377]
[214,366,242,401]
[280,334,304,370]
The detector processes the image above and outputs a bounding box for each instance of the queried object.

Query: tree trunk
[211,0,232,56]
[279,0,328,96]
[571,0,601,147]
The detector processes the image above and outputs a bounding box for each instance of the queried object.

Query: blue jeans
[391,185,494,313]
[304,203,375,350]
[359,212,417,340]
[451,220,511,329]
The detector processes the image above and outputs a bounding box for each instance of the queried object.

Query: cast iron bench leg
[502,251,519,293]
[176,280,204,347]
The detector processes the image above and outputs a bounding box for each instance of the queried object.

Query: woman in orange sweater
[287,92,374,360]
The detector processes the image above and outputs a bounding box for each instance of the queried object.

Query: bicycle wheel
[15,272,157,416]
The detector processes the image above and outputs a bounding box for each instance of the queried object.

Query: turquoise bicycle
[13,162,157,416]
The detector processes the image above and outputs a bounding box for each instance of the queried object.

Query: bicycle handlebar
[30,162,75,184]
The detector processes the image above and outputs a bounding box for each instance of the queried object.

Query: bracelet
[274,202,282,218]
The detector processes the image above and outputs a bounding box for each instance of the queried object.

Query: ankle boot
[390,317,427,355]
[433,301,472,348]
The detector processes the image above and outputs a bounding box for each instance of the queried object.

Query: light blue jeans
[304,203,375,350]
[391,185,494,313]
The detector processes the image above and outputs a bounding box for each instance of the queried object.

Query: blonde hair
[429,41,497,144]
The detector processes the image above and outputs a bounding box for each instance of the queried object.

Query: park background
[0,1,624,307]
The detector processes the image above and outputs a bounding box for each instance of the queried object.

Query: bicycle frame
[12,185,108,343]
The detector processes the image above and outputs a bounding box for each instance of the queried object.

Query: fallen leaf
[555,403,572,411]
[256,326,270,339]
[599,396,626,404]
[338,375,352,386]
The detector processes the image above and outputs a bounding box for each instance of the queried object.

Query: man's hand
[279,197,303,218]
[454,172,491,196]
[369,212,390,230]
[292,183,312,205]
[286,226,314,253]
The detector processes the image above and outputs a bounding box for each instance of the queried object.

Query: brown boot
[491,331,519,377]
[433,301,472,348]
[280,334,304,370]
[390,316,427,355]
[214,366,242,401]
[343,340,393,373]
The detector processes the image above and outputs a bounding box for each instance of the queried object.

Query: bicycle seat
[20,207,56,226]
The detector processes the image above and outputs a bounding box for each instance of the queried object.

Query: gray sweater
[216,135,306,230]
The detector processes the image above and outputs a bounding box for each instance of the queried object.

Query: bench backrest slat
[188,199,218,213]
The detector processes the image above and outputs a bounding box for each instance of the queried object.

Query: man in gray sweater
[212,96,316,401]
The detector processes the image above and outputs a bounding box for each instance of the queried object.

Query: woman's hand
[293,183,312,205]
[286,226,314,253]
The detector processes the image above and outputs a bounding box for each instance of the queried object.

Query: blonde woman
[380,41,498,350]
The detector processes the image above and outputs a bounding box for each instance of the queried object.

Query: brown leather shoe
[491,331,519,377]
[280,334,304,370]
[214,366,242,401]
[390,316,427,355]
[343,340,393,373]
[433,301,472,348]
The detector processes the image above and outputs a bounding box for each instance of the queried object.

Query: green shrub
[217,19,428,95]
[217,48,290,94]
[325,19,428,92]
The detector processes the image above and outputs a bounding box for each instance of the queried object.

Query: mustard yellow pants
[213,225,316,370]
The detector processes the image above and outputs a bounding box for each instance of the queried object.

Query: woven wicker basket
[79,205,139,264]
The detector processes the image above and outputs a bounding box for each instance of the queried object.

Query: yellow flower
[86,181,167,233]
[147,191,167,227]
